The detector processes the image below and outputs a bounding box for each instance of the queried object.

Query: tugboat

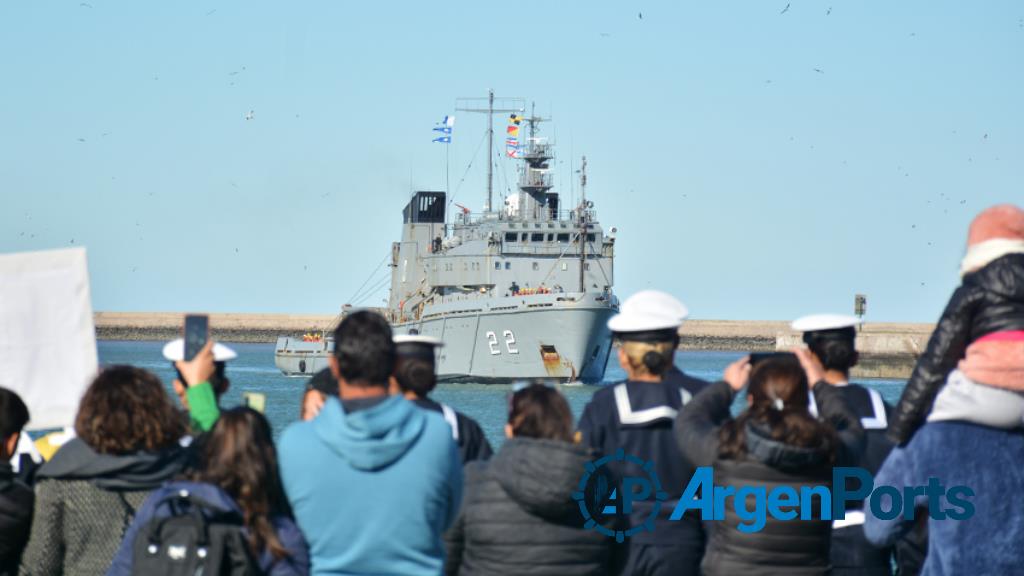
[275,92,618,383]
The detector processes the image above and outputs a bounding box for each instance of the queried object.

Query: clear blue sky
[1,1,1021,322]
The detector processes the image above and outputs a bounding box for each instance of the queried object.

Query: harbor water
[98,340,908,448]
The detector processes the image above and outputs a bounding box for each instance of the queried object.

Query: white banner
[0,247,98,431]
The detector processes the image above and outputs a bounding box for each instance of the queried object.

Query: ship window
[546,234,553,241]
[531,233,544,242]
[586,233,596,242]
[495,262,501,270]
[561,262,568,271]
[521,233,528,242]
[585,263,591,271]
[557,233,569,242]
[505,262,511,270]
[505,232,517,242]
[532,262,539,271]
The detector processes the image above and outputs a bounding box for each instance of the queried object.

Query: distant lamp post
[854,294,867,328]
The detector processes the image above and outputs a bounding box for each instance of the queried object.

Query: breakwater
[94,313,932,379]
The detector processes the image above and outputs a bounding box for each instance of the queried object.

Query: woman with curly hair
[20,366,187,575]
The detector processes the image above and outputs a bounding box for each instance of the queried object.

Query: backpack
[130,489,263,576]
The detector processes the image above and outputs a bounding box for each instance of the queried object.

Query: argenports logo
[576,452,975,538]
[573,449,665,542]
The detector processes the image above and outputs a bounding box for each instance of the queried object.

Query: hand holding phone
[175,340,216,388]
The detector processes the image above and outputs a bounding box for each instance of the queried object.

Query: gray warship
[275,92,617,383]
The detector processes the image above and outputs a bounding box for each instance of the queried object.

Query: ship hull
[274,292,616,384]
[396,296,615,384]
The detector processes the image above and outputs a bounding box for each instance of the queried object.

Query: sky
[1,1,1021,322]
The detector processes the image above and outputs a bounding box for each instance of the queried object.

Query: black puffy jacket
[889,253,1024,445]
[675,381,865,576]
[0,461,33,575]
[444,437,615,576]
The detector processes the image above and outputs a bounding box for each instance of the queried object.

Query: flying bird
[79,2,92,7]
[813,68,824,74]
[638,12,642,19]
[206,9,217,16]
[244,110,255,121]
[826,6,832,15]
[77,138,86,143]
[780,3,790,15]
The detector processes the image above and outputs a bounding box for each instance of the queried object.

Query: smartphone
[242,392,266,414]
[749,352,796,365]
[183,314,209,361]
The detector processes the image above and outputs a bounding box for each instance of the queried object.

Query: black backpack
[130,489,263,576]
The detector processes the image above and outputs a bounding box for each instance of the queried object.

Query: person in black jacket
[795,314,925,576]
[890,204,1024,445]
[394,335,493,464]
[0,387,33,575]
[675,350,865,576]
[445,384,614,576]
[577,290,709,576]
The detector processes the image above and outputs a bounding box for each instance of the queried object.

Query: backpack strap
[116,492,137,539]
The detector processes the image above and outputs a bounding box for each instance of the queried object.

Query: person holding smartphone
[163,336,237,433]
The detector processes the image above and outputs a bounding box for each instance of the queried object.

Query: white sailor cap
[607,290,688,340]
[162,338,238,362]
[394,334,443,361]
[791,314,859,344]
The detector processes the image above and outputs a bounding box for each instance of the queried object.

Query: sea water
[98,341,907,448]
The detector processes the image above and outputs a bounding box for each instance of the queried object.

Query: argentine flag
[433,136,452,144]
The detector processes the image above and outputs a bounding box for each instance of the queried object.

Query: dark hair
[0,387,29,439]
[190,408,291,561]
[806,336,859,373]
[332,311,395,387]
[394,357,436,397]
[718,356,837,464]
[75,366,185,455]
[508,384,574,442]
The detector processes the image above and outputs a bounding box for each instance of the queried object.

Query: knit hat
[960,204,1024,277]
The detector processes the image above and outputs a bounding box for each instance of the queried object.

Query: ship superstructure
[275,92,617,383]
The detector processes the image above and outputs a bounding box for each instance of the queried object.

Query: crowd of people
[0,203,1022,575]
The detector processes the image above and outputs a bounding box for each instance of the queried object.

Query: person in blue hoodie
[108,407,309,576]
[278,310,463,576]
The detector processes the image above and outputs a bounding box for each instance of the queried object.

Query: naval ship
[275,93,618,383]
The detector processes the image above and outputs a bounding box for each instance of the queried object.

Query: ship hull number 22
[486,330,519,355]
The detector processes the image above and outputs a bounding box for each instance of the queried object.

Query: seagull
[813,68,824,74]
[826,6,832,15]
[638,12,642,19]
[244,110,255,121]
[79,2,92,7]
[600,32,611,37]
[77,138,86,143]
[206,8,216,16]
[780,3,790,15]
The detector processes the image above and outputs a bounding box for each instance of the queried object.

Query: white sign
[0,247,98,431]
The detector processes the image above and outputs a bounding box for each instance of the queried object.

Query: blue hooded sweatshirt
[278,395,462,576]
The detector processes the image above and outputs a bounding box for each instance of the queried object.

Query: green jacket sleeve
[186,381,220,432]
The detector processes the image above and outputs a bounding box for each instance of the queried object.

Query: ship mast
[455,91,524,213]
[578,156,587,293]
